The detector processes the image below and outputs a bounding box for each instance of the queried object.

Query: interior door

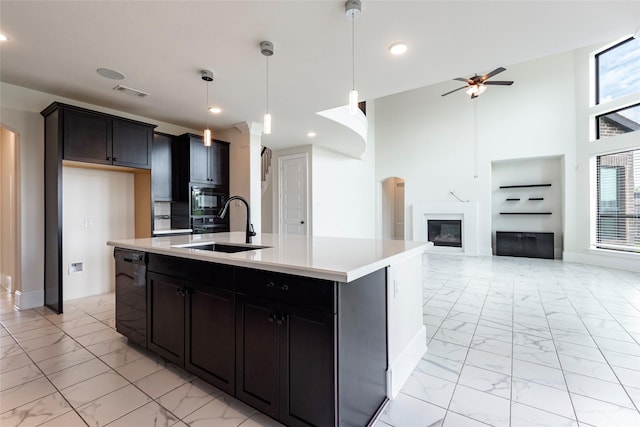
[279,154,308,235]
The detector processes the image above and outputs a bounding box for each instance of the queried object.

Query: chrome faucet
[217,196,256,243]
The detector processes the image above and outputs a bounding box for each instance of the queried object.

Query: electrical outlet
[69,262,84,273]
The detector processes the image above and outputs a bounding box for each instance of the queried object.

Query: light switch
[69,262,84,273]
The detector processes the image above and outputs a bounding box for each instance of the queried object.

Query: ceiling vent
[113,84,149,98]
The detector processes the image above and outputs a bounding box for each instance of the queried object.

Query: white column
[219,122,263,234]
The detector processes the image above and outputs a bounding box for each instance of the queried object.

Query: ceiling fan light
[466,84,487,97]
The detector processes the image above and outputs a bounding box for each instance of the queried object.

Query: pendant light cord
[266,55,269,113]
[206,80,209,128]
[473,100,478,179]
[351,16,355,91]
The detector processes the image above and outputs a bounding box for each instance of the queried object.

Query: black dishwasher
[114,248,147,348]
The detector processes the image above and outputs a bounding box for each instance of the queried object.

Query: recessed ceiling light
[307,131,317,138]
[0,33,8,42]
[389,42,408,56]
[209,106,222,114]
[97,68,126,80]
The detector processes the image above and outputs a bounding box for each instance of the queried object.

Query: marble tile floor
[0,254,639,426]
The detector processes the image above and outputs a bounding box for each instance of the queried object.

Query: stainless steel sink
[173,242,269,253]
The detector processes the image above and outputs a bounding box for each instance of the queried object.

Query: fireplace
[413,202,480,255]
[428,220,462,247]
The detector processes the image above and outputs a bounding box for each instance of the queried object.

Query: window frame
[595,36,638,105]
[595,102,640,139]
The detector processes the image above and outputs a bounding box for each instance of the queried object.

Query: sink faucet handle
[249,224,256,237]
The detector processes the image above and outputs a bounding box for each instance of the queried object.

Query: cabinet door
[152,133,173,201]
[189,137,209,184]
[235,294,280,418]
[113,120,152,169]
[147,272,185,365]
[186,283,235,394]
[63,109,111,165]
[280,304,336,427]
[208,141,229,189]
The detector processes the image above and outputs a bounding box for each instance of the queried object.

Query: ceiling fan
[441,67,513,99]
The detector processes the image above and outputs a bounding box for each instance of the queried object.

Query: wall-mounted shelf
[500,212,552,215]
[506,198,521,201]
[528,197,544,201]
[499,184,551,189]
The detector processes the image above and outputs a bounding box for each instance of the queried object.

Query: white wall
[62,168,135,300]
[375,51,577,254]
[0,82,199,309]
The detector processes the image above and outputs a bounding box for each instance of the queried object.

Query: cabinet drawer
[148,253,234,291]
[235,268,336,313]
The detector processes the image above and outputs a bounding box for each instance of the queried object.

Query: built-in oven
[191,185,226,216]
[190,185,229,234]
[191,216,229,234]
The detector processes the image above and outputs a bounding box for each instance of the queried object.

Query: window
[596,37,640,105]
[595,149,640,252]
[596,103,640,139]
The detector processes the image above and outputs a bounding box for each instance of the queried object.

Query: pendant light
[345,0,361,114]
[201,70,213,147]
[260,41,274,135]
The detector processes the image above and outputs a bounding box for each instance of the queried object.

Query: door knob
[300,221,305,224]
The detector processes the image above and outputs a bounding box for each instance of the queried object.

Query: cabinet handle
[268,312,276,323]
[266,282,275,289]
[112,157,118,161]
[275,312,286,325]
[106,156,112,161]
[277,284,289,292]
[176,288,186,297]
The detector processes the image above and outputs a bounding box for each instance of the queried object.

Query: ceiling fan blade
[480,67,506,82]
[453,77,472,84]
[441,86,468,97]
[484,80,513,86]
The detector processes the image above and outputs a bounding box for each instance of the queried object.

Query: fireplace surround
[413,202,479,255]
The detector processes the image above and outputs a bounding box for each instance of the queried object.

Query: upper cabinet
[44,102,155,169]
[152,133,174,201]
[174,133,230,189]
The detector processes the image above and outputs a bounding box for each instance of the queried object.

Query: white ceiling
[1,1,638,154]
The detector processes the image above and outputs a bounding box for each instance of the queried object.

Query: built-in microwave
[191,185,226,216]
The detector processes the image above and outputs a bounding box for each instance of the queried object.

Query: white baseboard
[14,290,44,310]
[386,325,427,399]
[564,250,640,272]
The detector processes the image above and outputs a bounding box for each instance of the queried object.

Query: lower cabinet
[147,269,235,394]
[235,294,336,427]
[138,252,386,427]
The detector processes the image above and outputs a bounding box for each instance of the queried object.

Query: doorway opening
[1,126,19,295]
[381,177,405,240]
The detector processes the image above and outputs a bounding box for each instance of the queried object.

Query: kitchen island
[108,232,428,427]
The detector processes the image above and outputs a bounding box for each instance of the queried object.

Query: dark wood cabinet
[147,272,185,365]
[63,108,112,165]
[174,133,230,190]
[235,269,338,427]
[112,119,152,169]
[146,254,236,394]
[152,133,174,201]
[41,102,156,314]
[186,282,235,393]
[57,103,153,169]
[134,252,386,427]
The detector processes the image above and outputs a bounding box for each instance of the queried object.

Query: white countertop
[108,232,428,282]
